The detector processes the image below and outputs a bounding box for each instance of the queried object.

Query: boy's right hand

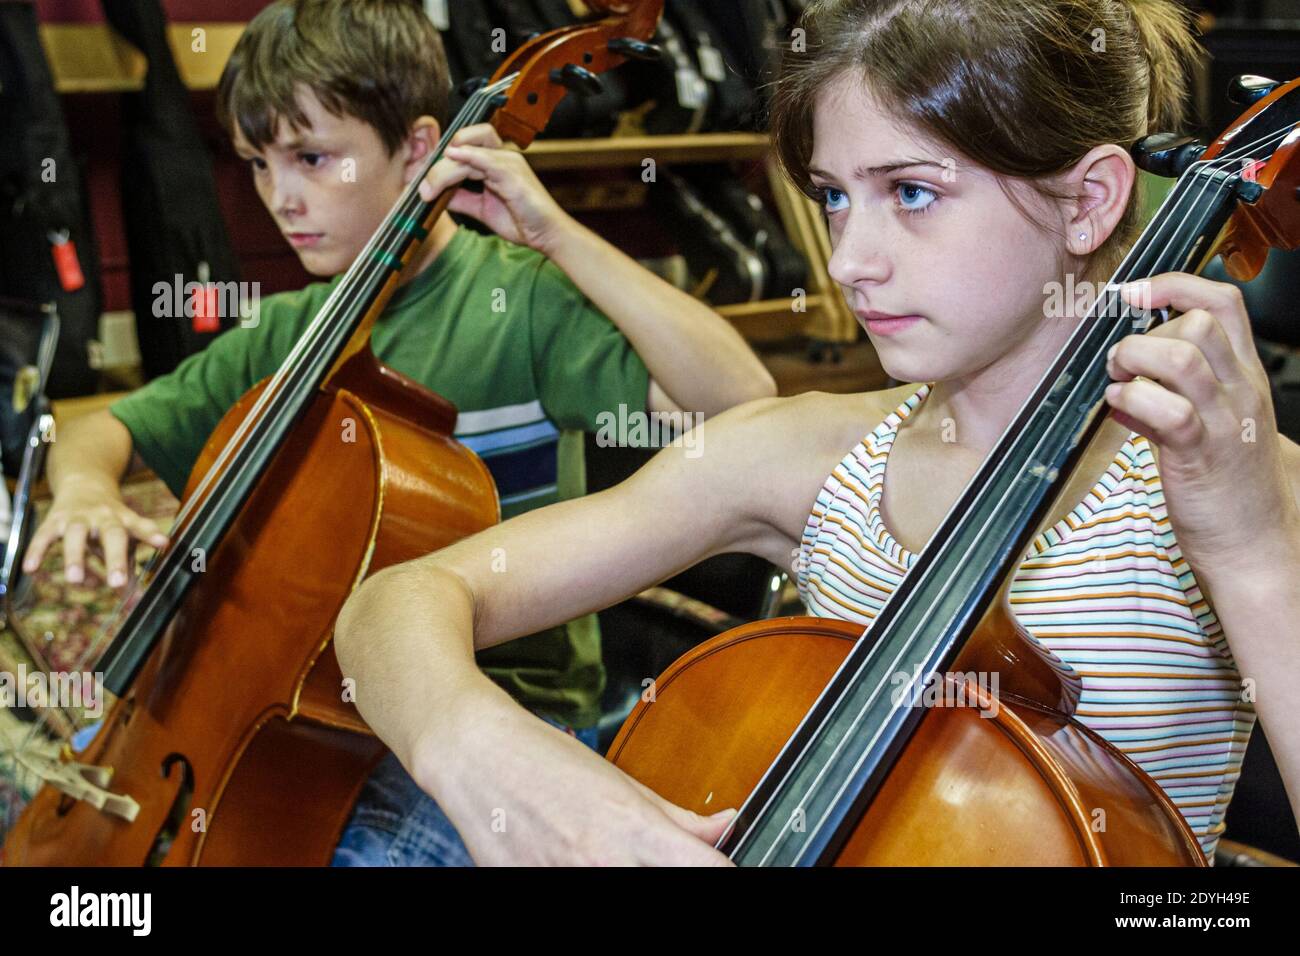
[417,124,575,259]
[22,476,169,588]
[421,692,736,866]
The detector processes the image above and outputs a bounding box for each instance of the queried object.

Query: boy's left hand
[1105,272,1300,577]
[417,123,572,256]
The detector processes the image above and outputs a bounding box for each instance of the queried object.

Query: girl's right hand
[22,476,169,588]
[422,693,737,866]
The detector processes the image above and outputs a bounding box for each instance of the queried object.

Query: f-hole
[146,753,193,866]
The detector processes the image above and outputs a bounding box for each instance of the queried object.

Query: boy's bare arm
[419,123,778,416]
[541,216,778,416]
[22,409,168,587]
[46,410,138,490]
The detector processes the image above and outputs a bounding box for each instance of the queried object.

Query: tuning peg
[459,76,489,98]
[608,37,662,61]
[1132,132,1206,177]
[1228,75,1281,107]
[550,63,603,96]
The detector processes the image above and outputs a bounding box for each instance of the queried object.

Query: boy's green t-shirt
[110,226,650,728]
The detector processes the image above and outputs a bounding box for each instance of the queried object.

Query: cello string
[103,66,538,681]
[735,125,1287,863]
[43,78,512,752]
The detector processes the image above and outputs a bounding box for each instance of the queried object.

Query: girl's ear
[1064,144,1136,257]
[402,116,442,185]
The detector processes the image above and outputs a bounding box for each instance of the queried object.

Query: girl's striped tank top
[793,382,1256,862]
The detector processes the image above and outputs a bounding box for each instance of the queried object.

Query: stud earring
[1078,232,1088,241]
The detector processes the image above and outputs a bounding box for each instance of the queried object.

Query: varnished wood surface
[610,614,1205,866]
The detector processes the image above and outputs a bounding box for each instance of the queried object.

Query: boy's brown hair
[217,0,452,156]
[769,0,1206,280]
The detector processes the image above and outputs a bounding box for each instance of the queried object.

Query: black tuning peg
[550,63,603,96]
[1228,75,1280,107]
[608,37,662,61]
[1132,132,1206,177]
[459,76,489,98]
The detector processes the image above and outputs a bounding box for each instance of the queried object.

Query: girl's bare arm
[332,394,819,864]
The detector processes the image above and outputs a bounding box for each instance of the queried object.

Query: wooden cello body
[4,349,498,865]
[609,606,1206,866]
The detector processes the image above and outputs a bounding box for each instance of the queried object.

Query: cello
[3,0,665,866]
[609,75,1300,865]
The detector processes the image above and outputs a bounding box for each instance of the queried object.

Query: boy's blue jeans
[330,714,599,867]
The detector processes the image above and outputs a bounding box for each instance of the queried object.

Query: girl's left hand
[417,123,572,255]
[1106,272,1300,576]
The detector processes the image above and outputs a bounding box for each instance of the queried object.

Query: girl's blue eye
[819,186,849,214]
[300,152,325,168]
[245,157,267,172]
[896,182,937,214]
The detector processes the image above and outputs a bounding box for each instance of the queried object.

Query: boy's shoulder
[460,228,605,314]
[446,226,548,283]
[415,227,570,323]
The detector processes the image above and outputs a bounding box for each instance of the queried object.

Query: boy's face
[233,87,433,277]
[810,71,1079,387]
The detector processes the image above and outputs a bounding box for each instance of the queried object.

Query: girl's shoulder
[705,384,922,488]
[743,385,925,452]
[687,386,927,560]
[692,384,925,485]
[765,383,924,453]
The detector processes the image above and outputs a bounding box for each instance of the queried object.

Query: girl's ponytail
[1126,0,1205,134]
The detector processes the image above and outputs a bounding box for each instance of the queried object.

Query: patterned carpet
[0,476,178,846]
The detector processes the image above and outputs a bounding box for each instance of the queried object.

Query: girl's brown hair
[769,0,1205,279]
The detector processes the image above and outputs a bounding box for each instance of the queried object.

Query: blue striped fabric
[453,399,562,508]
